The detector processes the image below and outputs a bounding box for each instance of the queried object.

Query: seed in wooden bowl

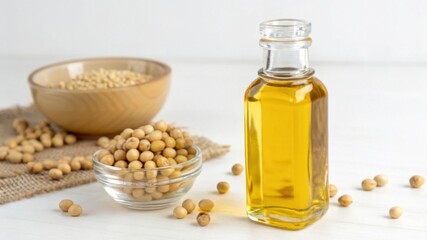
[197,212,211,226]
[52,68,152,90]
[409,175,425,188]
[374,174,388,187]
[338,194,353,207]
[59,199,74,212]
[329,184,338,198]
[389,206,402,219]
[361,179,377,191]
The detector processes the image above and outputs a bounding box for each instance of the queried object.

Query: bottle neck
[260,37,313,78]
[263,47,310,76]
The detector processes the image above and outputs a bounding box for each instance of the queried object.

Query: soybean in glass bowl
[93,146,202,210]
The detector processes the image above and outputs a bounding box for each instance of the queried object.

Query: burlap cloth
[0,105,230,205]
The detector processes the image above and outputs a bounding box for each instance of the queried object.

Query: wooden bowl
[28,57,171,137]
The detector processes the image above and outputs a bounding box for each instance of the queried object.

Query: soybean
[409,175,425,188]
[231,163,243,175]
[68,204,83,217]
[329,184,338,198]
[389,206,402,219]
[199,199,214,212]
[197,212,211,227]
[173,206,187,219]
[49,168,63,180]
[217,181,230,194]
[338,194,353,207]
[361,179,377,191]
[374,174,388,187]
[59,199,74,212]
[182,199,196,213]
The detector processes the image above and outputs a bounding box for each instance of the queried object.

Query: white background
[1,1,427,240]
[1,0,427,63]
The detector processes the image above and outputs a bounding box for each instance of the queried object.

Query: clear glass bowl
[93,146,202,210]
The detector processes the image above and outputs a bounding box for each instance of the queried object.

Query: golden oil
[244,19,328,230]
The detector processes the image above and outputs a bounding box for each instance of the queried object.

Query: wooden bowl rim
[28,57,171,93]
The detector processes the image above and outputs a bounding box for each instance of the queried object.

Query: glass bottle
[244,19,328,230]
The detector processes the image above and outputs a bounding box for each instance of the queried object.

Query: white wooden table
[1,57,426,240]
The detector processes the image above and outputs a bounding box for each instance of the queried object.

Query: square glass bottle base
[247,204,328,230]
